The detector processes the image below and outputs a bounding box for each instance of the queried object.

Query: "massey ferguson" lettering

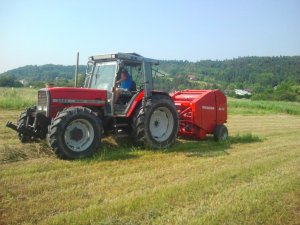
[52,99,105,104]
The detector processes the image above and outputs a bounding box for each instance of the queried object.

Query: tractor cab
[83,53,159,115]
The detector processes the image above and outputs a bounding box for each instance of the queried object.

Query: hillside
[0,56,300,86]
[1,56,299,85]
[1,56,299,101]
[159,56,300,86]
[0,64,86,82]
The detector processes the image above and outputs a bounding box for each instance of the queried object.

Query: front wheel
[47,107,102,159]
[17,106,36,143]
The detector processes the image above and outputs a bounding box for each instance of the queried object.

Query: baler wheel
[132,95,179,149]
[47,107,102,159]
[214,125,228,141]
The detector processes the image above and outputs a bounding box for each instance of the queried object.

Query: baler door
[197,93,216,132]
[215,90,227,124]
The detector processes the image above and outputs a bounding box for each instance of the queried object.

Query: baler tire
[214,125,228,141]
[132,95,179,149]
[47,107,102,159]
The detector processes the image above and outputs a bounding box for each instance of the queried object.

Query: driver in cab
[115,68,133,103]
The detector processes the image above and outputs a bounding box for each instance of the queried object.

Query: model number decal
[52,99,105,104]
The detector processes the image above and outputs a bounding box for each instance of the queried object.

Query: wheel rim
[64,119,94,152]
[149,106,174,142]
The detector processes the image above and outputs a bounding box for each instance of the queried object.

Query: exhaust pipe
[75,52,79,87]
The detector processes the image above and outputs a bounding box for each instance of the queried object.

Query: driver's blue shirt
[120,74,133,90]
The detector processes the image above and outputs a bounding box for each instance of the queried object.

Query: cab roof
[89,52,159,65]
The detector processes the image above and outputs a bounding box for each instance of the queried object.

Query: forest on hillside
[0,56,299,101]
[155,56,300,101]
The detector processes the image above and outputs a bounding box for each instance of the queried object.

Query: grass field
[228,97,300,115]
[0,88,300,225]
[0,88,37,110]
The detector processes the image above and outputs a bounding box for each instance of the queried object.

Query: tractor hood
[38,87,107,118]
[46,87,107,104]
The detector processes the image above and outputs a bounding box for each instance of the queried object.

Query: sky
[0,0,299,72]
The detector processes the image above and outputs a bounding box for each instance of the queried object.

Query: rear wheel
[47,107,102,159]
[214,125,228,141]
[132,95,179,149]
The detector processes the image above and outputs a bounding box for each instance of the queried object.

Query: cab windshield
[83,62,94,87]
[90,61,117,91]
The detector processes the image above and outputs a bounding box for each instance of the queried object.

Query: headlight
[37,105,47,111]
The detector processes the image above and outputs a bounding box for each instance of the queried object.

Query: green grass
[0,131,260,164]
[228,97,300,115]
[228,132,262,144]
[0,88,300,224]
[0,87,37,110]
[1,110,300,225]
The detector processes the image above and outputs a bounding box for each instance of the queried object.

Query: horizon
[2,54,300,73]
[1,0,299,73]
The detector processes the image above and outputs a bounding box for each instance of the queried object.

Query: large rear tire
[132,95,179,149]
[47,107,102,159]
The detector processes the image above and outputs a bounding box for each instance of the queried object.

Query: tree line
[0,56,299,101]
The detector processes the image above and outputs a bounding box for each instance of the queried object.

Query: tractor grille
[37,90,49,116]
[38,90,48,106]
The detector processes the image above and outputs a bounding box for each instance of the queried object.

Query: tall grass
[0,87,37,110]
[228,98,300,115]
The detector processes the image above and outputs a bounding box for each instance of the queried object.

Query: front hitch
[6,106,39,142]
[6,108,49,142]
[6,121,18,131]
[6,120,36,142]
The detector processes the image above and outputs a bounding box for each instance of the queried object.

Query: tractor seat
[118,81,137,105]
[130,81,137,92]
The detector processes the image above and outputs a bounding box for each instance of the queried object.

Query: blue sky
[0,0,299,72]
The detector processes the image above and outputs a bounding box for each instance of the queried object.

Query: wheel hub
[64,119,95,152]
[70,127,83,141]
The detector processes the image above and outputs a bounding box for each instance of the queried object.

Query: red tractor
[6,53,228,159]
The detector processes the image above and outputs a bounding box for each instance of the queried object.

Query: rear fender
[152,90,170,98]
[125,90,171,117]
[126,90,144,117]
